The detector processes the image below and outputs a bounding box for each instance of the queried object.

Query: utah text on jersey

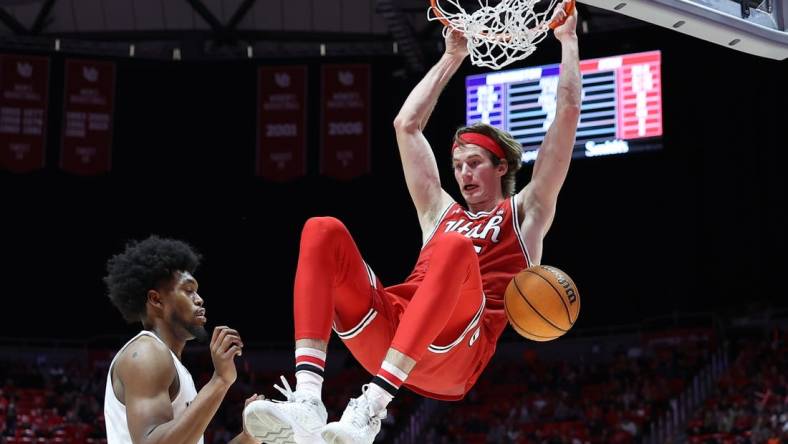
[443,208,505,254]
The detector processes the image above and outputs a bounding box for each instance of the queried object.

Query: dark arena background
[1,1,787,443]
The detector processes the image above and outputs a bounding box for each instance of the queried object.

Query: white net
[428,0,562,70]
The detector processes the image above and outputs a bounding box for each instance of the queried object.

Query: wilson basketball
[504,265,580,341]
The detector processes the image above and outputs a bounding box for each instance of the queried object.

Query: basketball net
[429,0,574,70]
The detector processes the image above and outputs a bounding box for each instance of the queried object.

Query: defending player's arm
[518,5,581,253]
[227,432,257,444]
[119,327,243,444]
[393,30,467,233]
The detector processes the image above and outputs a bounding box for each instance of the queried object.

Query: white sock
[365,382,394,414]
[294,347,326,398]
[295,370,323,398]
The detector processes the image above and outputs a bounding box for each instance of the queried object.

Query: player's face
[452,144,506,205]
[161,271,208,342]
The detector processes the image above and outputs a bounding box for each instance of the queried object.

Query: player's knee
[302,216,349,242]
[435,232,475,256]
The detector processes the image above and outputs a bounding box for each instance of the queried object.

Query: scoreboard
[466,50,663,163]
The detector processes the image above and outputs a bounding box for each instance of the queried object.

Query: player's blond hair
[454,123,523,196]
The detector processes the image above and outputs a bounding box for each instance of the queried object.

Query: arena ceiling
[0,0,646,69]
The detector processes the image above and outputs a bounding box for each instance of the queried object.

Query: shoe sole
[243,402,297,444]
[321,428,352,444]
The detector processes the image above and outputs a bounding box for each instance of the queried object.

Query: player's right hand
[210,325,244,387]
[445,29,469,59]
[551,0,578,42]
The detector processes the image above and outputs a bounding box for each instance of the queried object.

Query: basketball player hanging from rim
[243,1,581,443]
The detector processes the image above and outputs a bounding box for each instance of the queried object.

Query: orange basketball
[504,265,580,341]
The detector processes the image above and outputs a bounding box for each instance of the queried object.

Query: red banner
[320,64,370,180]
[257,66,307,181]
[0,54,50,173]
[60,59,116,175]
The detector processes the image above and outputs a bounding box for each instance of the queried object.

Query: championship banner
[320,64,370,180]
[257,66,307,181]
[60,59,116,175]
[0,54,50,173]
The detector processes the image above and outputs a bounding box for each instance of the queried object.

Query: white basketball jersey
[104,331,203,444]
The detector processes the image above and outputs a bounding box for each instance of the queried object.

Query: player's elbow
[557,104,581,122]
[393,115,421,134]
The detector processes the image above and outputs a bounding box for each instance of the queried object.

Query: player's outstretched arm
[393,30,467,233]
[119,326,243,444]
[518,3,581,244]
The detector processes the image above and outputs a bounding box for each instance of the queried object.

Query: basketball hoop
[429,0,575,69]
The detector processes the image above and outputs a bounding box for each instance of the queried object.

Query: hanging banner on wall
[320,64,370,180]
[257,65,308,181]
[0,54,50,173]
[60,59,116,175]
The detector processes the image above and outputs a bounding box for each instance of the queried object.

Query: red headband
[452,132,505,159]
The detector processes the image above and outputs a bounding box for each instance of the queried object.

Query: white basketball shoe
[321,385,386,444]
[243,376,328,444]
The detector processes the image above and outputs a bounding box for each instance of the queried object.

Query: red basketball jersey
[405,196,531,342]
